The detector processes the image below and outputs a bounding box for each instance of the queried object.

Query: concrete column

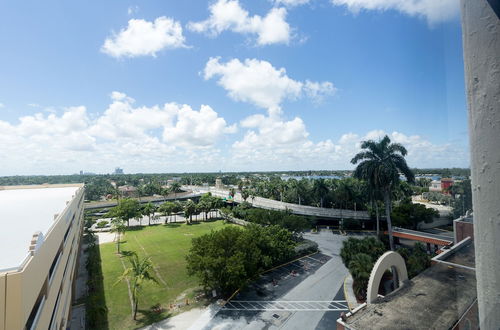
[460,1,500,328]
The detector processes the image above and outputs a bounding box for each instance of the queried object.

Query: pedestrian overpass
[184,185,371,220]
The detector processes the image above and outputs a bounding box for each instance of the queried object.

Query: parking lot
[201,230,360,330]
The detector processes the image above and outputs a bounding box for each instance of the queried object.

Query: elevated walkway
[184,186,371,220]
[388,227,453,246]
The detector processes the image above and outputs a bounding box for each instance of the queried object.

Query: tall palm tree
[351,135,414,250]
[115,254,158,320]
[110,218,127,254]
[312,178,329,208]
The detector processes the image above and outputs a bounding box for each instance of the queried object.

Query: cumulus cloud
[330,0,460,24]
[0,93,236,175]
[102,17,187,58]
[204,57,336,114]
[229,118,468,171]
[188,0,291,45]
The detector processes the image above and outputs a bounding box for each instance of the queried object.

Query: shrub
[96,220,109,228]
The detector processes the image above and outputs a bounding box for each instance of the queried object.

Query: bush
[340,237,385,267]
[396,243,431,278]
[96,220,109,228]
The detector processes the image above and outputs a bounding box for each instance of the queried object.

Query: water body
[280,175,344,181]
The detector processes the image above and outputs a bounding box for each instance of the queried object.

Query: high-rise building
[0,184,84,330]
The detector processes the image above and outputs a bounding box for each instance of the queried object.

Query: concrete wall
[0,185,84,330]
[461,0,500,328]
[454,221,474,243]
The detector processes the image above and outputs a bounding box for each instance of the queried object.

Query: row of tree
[224,202,314,237]
[105,194,226,253]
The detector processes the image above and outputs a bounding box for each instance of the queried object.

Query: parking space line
[222,300,349,312]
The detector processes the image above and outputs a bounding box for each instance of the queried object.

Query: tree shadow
[86,235,110,329]
[126,226,145,232]
[163,223,181,228]
[133,307,172,329]
[120,250,136,257]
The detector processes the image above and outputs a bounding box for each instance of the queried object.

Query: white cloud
[0,103,4,108]
[330,0,460,24]
[230,124,468,170]
[204,57,336,114]
[102,17,187,58]
[188,0,291,45]
[0,93,236,175]
[163,104,237,148]
[274,0,312,7]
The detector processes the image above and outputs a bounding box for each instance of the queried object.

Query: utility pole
[461,1,500,328]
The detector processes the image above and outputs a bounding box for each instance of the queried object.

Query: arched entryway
[366,251,408,303]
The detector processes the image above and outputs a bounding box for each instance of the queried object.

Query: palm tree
[170,182,181,200]
[351,135,414,250]
[115,254,158,320]
[184,200,197,224]
[110,218,127,254]
[348,253,373,299]
[141,202,156,226]
[312,178,329,208]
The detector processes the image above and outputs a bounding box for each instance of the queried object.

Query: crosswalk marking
[222,300,348,311]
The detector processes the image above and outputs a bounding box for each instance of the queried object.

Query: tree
[107,198,142,227]
[159,202,175,224]
[183,200,197,224]
[112,185,121,202]
[115,253,158,320]
[197,197,212,221]
[312,178,329,208]
[170,182,182,200]
[391,201,439,230]
[110,218,127,254]
[351,135,415,250]
[241,189,250,202]
[186,225,295,297]
[141,202,157,226]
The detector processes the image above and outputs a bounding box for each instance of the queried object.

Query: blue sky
[0,0,468,175]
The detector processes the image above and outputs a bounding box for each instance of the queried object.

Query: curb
[343,275,354,312]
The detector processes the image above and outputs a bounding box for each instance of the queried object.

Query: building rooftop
[0,184,81,271]
[343,239,477,330]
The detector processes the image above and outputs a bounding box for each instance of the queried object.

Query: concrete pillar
[460,1,500,328]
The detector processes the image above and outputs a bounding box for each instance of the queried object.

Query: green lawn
[99,221,231,329]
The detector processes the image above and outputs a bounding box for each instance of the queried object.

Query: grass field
[98,220,232,329]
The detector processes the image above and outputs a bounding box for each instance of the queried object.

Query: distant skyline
[0,0,468,175]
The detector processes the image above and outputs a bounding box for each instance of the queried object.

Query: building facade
[0,184,84,330]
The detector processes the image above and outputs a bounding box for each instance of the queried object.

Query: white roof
[0,186,80,271]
